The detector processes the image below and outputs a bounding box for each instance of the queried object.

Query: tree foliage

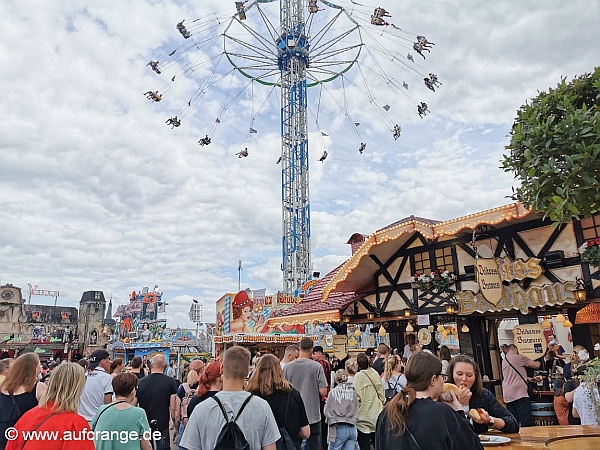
[502,68,600,222]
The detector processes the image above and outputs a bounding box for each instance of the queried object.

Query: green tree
[502,68,600,222]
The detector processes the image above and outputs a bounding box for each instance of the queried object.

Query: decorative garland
[409,270,457,298]
[580,238,600,267]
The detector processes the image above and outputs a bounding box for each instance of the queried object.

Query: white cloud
[0,0,596,329]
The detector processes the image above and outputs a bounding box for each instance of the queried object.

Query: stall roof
[322,203,534,299]
[268,263,362,326]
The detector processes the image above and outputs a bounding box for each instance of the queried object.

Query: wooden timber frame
[322,205,600,380]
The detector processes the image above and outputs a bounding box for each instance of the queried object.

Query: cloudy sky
[1,0,597,329]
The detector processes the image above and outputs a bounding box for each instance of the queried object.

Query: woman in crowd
[375,352,484,450]
[246,354,309,449]
[354,353,385,450]
[0,353,47,450]
[91,373,152,450]
[324,369,359,450]
[438,345,452,375]
[175,369,200,448]
[186,361,223,418]
[563,345,589,379]
[382,355,403,400]
[345,358,358,384]
[6,363,94,450]
[110,358,124,377]
[447,354,519,433]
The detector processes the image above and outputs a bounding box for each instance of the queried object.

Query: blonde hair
[246,354,292,395]
[40,362,86,413]
[571,345,588,369]
[345,358,358,375]
[384,355,401,383]
[1,353,39,394]
[186,369,200,385]
[335,369,348,383]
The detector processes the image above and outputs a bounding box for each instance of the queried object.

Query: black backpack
[274,392,299,450]
[212,394,253,450]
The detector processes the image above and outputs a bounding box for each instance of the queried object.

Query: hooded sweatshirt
[323,382,359,442]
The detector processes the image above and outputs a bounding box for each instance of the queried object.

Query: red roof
[270,262,360,318]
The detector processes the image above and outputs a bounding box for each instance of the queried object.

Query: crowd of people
[0,335,598,450]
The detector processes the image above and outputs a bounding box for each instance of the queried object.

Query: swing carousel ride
[144,0,440,295]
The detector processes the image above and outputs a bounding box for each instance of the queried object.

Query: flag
[321,131,329,136]
[403,82,409,89]
[383,105,390,111]
[249,127,257,133]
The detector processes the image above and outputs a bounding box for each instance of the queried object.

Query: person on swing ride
[371,16,389,26]
[318,150,328,162]
[407,53,414,62]
[198,135,211,146]
[417,102,429,118]
[392,125,401,140]
[165,116,181,128]
[359,143,366,154]
[417,35,434,47]
[236,148,249,158]
[147,61,161,74]
[276,156,282,164]
[428,73,442,87]
[424,78,436,92]
[413,42,429,59]
[373,7,391,18]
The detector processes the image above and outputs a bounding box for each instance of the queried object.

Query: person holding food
[375,352,484,450]
[447,354,519,434]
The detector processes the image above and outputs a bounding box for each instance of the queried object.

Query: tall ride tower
[279,0,311,295]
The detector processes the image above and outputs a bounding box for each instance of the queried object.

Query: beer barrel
[531,402,558,426]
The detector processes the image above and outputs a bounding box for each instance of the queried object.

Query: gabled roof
[268,262,360,325]
[377,215,441,233]
[322,203,534,299]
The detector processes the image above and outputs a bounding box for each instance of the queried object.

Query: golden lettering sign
[476,258,503,306]
[456,281,577,315]
[497,257,543,281]
[513,324,547,360]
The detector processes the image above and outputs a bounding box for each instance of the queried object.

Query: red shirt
[6,403,94,450]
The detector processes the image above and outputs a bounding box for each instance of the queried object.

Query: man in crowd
[548,334,567,359]
[181,346,280,450]
[372,343,390,375]
[284,337,328,450]
[137,354,178,450]
[402,334,416,361]
[280,344,299,369]
[0,358,14,386]
[189,358,205,377]
[78,350,113,422]
[502,344,540,427]
[500,344,509,359]
[312,345,332,450]
[128,355,145,379]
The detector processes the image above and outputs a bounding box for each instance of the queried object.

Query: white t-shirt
[573,383,600,425]
[280,361,287,370]
[78,367,113,421]
[403,344,413,360]
[180,391,280,450]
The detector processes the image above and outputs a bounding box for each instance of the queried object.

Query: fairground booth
[270,203,600,416]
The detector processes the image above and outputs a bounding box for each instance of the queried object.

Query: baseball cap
[365,348,375,357]
[313,346,324,353]
[88,350,110,370]
[549,340,559,347]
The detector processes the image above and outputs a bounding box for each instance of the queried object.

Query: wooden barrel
[531,402,558,426]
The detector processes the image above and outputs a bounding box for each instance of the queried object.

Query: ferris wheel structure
[146,0,440,294]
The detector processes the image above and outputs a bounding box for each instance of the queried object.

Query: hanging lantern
[563,318,573,328]
[404,309,411,318]
[445,304,455,314]
[461,322,470,333]
[354,327,362,337]
[541,316,551,329]
[555,313,566,324]
[437,323,444,333]
[379,324,387,336]
[406,322,414,332]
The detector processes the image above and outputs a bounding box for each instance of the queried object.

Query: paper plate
[480,435,511,446]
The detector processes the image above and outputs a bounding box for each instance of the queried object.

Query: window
[435,247,454,272]
[581,214,600,240]
[414,251,431,273]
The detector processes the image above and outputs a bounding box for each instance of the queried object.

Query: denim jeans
[506,397,533,427]
[302,422,322,450]
[328,424,357,450]
[177,423,185,449]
